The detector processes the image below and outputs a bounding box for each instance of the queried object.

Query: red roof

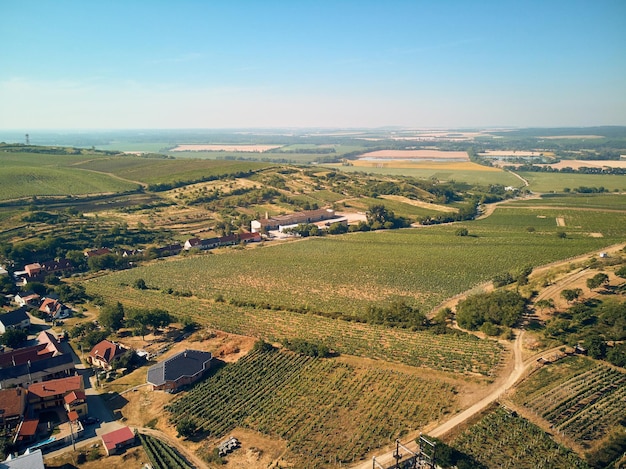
[67,410,80,422]
[90,340,126,365]
[27,375,82,399]
[102,426,135,452]
[18,418,39,438]
[64,390,86,405]
[0,388,26,417]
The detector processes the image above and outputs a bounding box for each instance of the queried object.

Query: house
[0,388,27,430]
[183,237,220,251]
[0,308,30,334]
[63,390,88,417]
[14,418,39,445]
[0,331,62,369]
[84,248,112,258]
[101,426,135,456]
[13,292,40,308]
[153,243,182,257]
[238,232,262,243]
[251,208,336,233]
[0,353,75,388]
[36,330,63,356]
[88,340,128,371]
[40,259,73,274]
[1,448,45,469]
[23,264,41,278]
[26,375,84,412]
[38,298,72,320]
[147,349,212,392]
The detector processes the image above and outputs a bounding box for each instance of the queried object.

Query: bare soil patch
[556,217,566,226]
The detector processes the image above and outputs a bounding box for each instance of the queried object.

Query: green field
[330,164,522,186]
[72,156,271,185]
[166,348,458,467]
[86,209,621,319]
[507,193,626,210]
[518,172,626,192]
[0,152,139,199]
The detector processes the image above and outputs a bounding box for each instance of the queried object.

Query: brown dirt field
[351,160,501,171]
[46,444,148,469]
[171,144,282,152]
[359,149,469,159]
[556,216,566,226]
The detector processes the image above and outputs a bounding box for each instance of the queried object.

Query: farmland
[515,172,626,192]
[451,406,590,469]
[138,433,193,469]
[85,209,621,320]
[166,348,459,467]
[511,356,626,450]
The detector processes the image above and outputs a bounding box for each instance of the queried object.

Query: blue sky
[1,0,625,129]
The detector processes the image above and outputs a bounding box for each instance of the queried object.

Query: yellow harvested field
[170,144,282,152]
[359,149,469,160]
[352,160,501,172]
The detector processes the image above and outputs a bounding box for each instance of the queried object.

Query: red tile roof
[64,390,86,405]
[101,426,135,452]
[18,418,39,438]
[27,375,82,399]
[67,410,79,422]
[0,387,26,417]
[89,340,126,364]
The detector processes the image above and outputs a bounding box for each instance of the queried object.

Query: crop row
[516,361,626,447]
[138,433,192,469]
[166,349,457,467]
[452,407,590,469]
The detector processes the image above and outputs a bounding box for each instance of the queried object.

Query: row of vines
[452,407,590,469]
[166,349,458,467]
[513,360,626,447]
[138,433,193,469]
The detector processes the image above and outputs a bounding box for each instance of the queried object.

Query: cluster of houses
[0,331,81,448]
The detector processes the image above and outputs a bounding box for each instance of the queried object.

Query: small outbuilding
[147,349,212,392]
[101,426,135,456]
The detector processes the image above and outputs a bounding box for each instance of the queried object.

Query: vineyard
[452,407,590,468]
[166,348,458,467]
[85,213,618,318]
[138,433,193,469]
[84,284,504,375]
[512,357,626,447]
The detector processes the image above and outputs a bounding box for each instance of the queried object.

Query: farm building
[38,298,72,320]
[183,232,261,251]
[101,426,135,456]
[88,340,128,371]
[147,349,212,391]
[0,308,30,334]
[251,208,336,233]
[13,291,40,308]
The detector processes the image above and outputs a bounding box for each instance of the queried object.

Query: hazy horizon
[2,1,625,130]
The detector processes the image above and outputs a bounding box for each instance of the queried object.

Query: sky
[1,0,625,129]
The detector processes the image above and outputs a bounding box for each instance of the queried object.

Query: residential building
[26,375,84,412]
[0,354,75,388]
[0,388,26,430]
[251,208,336,233]
[147,349,212,392]
[0,308,30,334]
[88,340,127,371]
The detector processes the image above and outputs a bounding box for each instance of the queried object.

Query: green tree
[0,328,27,348]
[561,288,582,304]
[99,302,124,331]
[616,265,626,279]
[583,335,607,359]
[133,278,147,290]
[456,291,526,330]
[176,417,197,438]
[455,228,469,237]
[586,272,609,291]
